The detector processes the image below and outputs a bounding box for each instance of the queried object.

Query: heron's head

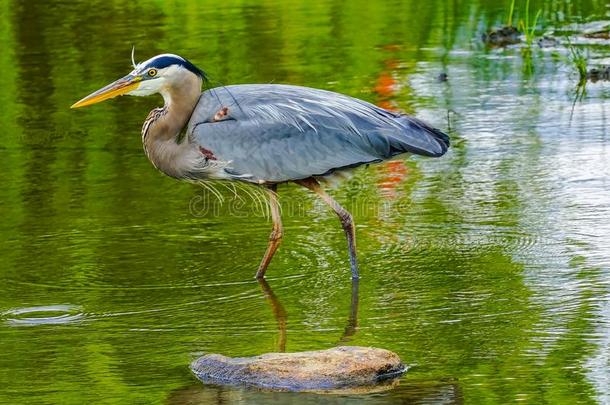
[71,53,205,108]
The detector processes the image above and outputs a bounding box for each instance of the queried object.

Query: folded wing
[188,84,449,182]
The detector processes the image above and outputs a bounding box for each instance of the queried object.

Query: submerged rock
[191,346,405,391]
[482,26,521,46]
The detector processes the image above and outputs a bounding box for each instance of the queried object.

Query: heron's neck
[142,73,202,178]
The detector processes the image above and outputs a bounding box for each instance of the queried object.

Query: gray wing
[187,84,449,183]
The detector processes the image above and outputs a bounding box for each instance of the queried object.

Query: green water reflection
[1,0,609,404]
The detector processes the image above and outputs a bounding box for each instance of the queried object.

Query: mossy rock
[191,346,406,392]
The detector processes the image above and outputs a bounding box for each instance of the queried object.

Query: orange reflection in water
[372,52,408,198]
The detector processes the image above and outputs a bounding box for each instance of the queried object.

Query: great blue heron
[72,53,449,280]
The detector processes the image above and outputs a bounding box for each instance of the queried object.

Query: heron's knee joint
[339,212,353,226]
[269,229,283,241]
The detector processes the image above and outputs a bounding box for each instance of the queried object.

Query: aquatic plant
[567,41,588,85]
[506,0,516,27]
[518,0,542,47]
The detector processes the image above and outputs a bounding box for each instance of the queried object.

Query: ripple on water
[2,304,85,326]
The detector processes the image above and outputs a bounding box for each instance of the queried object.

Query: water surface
[1,0,609,403]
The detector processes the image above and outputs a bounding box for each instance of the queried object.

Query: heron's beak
[71,75,141,108]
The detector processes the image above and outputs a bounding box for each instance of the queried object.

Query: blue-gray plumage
[72,53,450,280]
[189,84,448,183]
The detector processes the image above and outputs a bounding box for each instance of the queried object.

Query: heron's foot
[213,107,229,122]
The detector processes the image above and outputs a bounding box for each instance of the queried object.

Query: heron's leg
[296,178,359,279]
[255,184,283,279]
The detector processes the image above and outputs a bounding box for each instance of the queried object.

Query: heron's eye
[147,68,158,77]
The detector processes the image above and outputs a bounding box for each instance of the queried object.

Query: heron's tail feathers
[392,115,450,158]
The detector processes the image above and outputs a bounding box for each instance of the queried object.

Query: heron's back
[187,84,449,182]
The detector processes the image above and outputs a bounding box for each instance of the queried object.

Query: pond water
[1,0,609,403]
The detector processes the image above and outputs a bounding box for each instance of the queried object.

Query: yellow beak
[71,75,141,108]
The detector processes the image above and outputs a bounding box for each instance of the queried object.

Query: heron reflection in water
[72,53,449,279]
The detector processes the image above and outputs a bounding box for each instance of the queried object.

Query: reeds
[566,41,588,85]
[518,0,542,47]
